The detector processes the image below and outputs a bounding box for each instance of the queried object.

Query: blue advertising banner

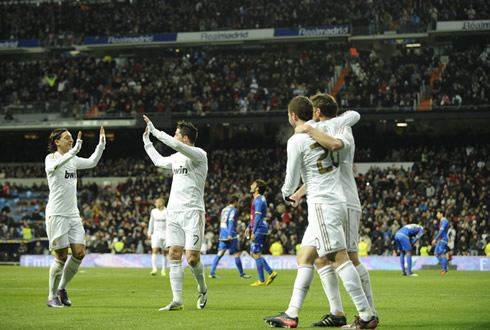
[274,25,350,37]
[0,39,40,48]
[85,33,177,45]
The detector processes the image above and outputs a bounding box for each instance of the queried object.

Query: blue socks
[441,256,448,272]
[400,253,406,274]
[255,258,265,282]
[235,257,244,276]
[210,255,221,275]
[407,254,412,274]
[261,257,273,275]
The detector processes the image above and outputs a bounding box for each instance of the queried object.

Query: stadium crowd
[2,41,489,116]
[1,144,488,260]
[1,0,488,43]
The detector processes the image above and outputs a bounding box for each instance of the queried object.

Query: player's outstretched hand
[143,115,150,123]
[100,126,105,143]
[72,131,83,154]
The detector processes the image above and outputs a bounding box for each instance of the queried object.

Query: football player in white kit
[264,96,375,329]
[148,198,168,276]
[45,126,106,308]
[142,115,208,311]
[291,94,378,328]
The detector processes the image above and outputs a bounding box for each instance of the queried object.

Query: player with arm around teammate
[148,198,169,276]
[395,223,424,276]
[264,96,375,329]
[291,94,378,328]
[209,194,252,280]
[45,126,106,308]
[143,115,208,311]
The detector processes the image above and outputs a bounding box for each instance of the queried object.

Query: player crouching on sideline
[45,126,106,308]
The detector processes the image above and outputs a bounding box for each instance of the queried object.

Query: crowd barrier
[20,254,490,271]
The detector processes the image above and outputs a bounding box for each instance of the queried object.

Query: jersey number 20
[310,142,339,174]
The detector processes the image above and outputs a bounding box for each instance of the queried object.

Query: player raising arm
[45,126,106,308]
[143,115,208,311]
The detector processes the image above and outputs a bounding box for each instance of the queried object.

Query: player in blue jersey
[245,179,278,286]
[432,209,449,274]
[395,223,424,276]
[209,194,252,279]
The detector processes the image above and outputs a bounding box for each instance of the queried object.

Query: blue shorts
[218,238,240,254]
[250,233,267,253]
[435,241,448,255]
[395,233,411,252]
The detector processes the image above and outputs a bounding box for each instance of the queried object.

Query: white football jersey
[282,130,345,205]
[144,128,207,212]
[335,126,362,211]
[282,111,360,205]
[148,207,167,235]
[45,144,105,217]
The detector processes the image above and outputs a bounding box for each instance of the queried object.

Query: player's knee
[187,256,199,267]
[57,255,68,262]
[73,251,85,260]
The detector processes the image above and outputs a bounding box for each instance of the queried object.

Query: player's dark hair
[47,128,68,153]
[229,194,240,204]
[437,209,446,216]
[177,120,198,144]
[310,93,338,118]
[288,96,312,121]
[254,179,267,195]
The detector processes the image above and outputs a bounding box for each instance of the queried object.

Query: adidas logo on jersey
[173,166,188,175]
[65,171,77,179]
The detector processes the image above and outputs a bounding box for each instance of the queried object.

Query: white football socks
[169,260,184,304]
[285,265,314,318]
[48,258,65,299]
[190,261,207,294]
[161,254,167,273]
[336,261,373,321]
[356,263,376,316]
[151,253,158,272]
[317,264,344,316]
[58,256,82,290]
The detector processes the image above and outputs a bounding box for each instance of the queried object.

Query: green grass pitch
[1,267,490,329]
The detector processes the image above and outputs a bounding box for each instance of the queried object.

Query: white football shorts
[46,214,85,251]
[301,202,347,257]
[166,210,205,251]
[151,232,168,251]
